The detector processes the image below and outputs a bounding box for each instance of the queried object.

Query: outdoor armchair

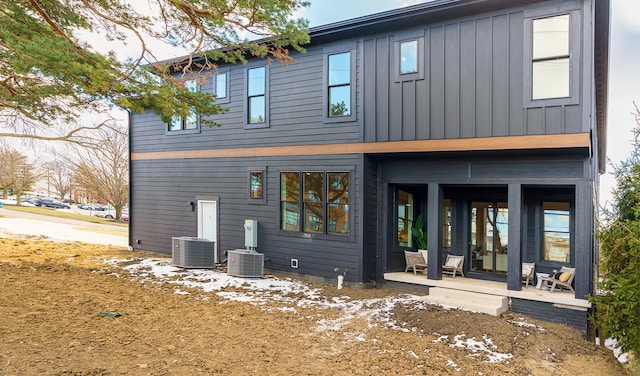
[539,266,575,293]
[522,262,535,288]
[404,250,428,275]
[442,255,465,278]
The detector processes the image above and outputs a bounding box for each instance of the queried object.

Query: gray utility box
[227,249,264,278]
[172,236,216,268]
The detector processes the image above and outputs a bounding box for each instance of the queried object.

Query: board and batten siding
[130,155,364,281]
[362,7,586,144]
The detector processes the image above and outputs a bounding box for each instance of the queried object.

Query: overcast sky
[298,0,639,208]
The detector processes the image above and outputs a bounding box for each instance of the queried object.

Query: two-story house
[129,0,610,334]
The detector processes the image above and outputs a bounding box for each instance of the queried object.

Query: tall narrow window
[169,79,198,131]
[327,172,349,235]
[280,172,300,231]
[250,171,263,199]
[215,72,227,99]
[397,190,414,247]
[303,172,324,233]
[532,14,570,100]
[247,66,266,124]
[442,199,451,252]
[400,40,418,74]
[542,202,571,262]
[328,52,351,117]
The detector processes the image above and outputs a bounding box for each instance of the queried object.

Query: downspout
[127,109,133,251]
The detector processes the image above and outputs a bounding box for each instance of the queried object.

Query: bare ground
[0,236,627,375]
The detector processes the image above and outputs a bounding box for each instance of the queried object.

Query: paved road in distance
[0,208,128,247]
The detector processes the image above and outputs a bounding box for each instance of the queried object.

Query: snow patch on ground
[434,333,513,363]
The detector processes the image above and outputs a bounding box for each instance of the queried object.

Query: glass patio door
[396,189,414,249]
[470,202,508,275]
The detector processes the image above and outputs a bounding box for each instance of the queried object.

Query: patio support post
[574,181,592,299]
[426,183,443,280]
[507,183,523,291]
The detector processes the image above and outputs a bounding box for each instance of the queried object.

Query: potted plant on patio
[411,214,428,251]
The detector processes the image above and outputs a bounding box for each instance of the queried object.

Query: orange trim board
[131,133,590,161]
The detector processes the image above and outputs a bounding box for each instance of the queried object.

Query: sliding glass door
[470,201,508,275]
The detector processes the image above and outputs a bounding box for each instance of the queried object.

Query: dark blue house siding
[130,154,364,281]
[510,298,589,336]
[128,0,609,334]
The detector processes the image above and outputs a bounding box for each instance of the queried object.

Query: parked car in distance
[29,197,40,206]
[94,208,128,221]
[18,197,38,206]
[94,210,115,219]
[80,203,106,211]
[37,198,71,209]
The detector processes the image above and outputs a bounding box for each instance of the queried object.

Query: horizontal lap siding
[131,45,360,154]
[131,155,363,281]
[510,298,588,336]
[362,8,583,143]
[379,154,588,183]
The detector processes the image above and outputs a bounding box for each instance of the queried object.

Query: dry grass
[2,204,127,226]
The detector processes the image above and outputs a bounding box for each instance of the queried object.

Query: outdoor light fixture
[188,201,195,211]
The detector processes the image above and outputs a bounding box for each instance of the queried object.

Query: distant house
[129,0,610,334]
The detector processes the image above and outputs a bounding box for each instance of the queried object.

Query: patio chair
[539,266,575,293]
[404,250,428,275]
[522,262,535,288]
[442,255,464,278]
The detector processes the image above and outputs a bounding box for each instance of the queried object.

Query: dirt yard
[0,236,628,376]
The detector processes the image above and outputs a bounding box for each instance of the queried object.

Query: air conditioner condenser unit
[172,236,216,268]
[227,249,264,278]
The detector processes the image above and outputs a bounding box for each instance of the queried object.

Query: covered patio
[384,271,590,315]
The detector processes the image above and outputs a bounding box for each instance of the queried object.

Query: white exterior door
[198,200,218,261]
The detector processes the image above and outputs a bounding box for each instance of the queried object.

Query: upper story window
[246,65,268,128]
[393,32,425,82]
[328,52,351,117]
[214,69,229,104]
[532,15,570,100]
[524,6,579,107]
[168,79,199,132]
[323,43,357,123]
[400,40,418,74]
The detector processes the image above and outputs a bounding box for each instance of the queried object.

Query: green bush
[590,114,640,362]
